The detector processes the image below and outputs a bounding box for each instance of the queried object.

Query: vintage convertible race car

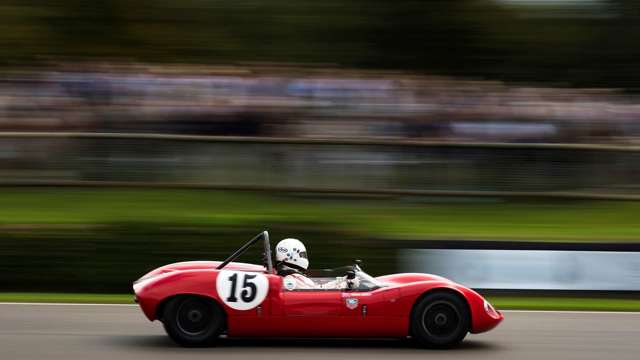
[133,231,503,348]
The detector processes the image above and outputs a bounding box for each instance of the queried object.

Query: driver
[275,238,357,290]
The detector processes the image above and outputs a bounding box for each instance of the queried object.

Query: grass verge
[1,188,640,241]
[487,296,640,312]
[1,293,638,311]
[0,293,133,304]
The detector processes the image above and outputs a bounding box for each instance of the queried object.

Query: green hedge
[0,224,395,293]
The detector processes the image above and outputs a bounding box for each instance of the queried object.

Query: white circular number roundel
[216,270,269,310]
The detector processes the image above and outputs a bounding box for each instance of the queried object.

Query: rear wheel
[161,296,224,347]
[410,291,470,348]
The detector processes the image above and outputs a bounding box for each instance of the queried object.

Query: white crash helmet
[275,238,309,272]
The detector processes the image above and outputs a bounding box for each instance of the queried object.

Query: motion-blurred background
[1,0,640,306]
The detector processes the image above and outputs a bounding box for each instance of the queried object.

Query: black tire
[161,296,225,347]
[410,291,470,348]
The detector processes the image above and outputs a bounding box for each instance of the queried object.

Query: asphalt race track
[1,303,639,360]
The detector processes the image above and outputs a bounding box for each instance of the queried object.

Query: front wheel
[161,296,225,347]
[410,291,470,348]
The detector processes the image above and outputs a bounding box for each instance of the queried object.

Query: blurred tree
[360,0,511,74]
[43,0,133,57]
[0,0,638,89]
[592,0,640,90]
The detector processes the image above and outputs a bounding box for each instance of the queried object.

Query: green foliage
[1,188,640,293]
[1,1,639,87]
[0,224,378,292]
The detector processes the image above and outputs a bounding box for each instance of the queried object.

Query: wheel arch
[156,293,228,331]
[409,287,472,334]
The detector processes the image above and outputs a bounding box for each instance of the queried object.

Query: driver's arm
[319,275,360,290]
[289,274,317,289]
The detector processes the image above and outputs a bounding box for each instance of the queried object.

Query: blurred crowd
[1,63,640,144]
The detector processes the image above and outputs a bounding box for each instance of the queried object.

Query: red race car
[133,231,503,348]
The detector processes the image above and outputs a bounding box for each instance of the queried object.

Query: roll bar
[216,231,273,273]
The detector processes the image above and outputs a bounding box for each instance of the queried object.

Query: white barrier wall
[400,249,640,290]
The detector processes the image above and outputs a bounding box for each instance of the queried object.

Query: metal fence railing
[1,132,640,200]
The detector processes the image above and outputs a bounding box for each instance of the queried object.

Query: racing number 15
[226,273,257,303]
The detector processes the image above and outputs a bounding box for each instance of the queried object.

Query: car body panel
[134,261,503,337]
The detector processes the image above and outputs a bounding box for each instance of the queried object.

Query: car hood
[136,261,266,282]
[376,272,454,285]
